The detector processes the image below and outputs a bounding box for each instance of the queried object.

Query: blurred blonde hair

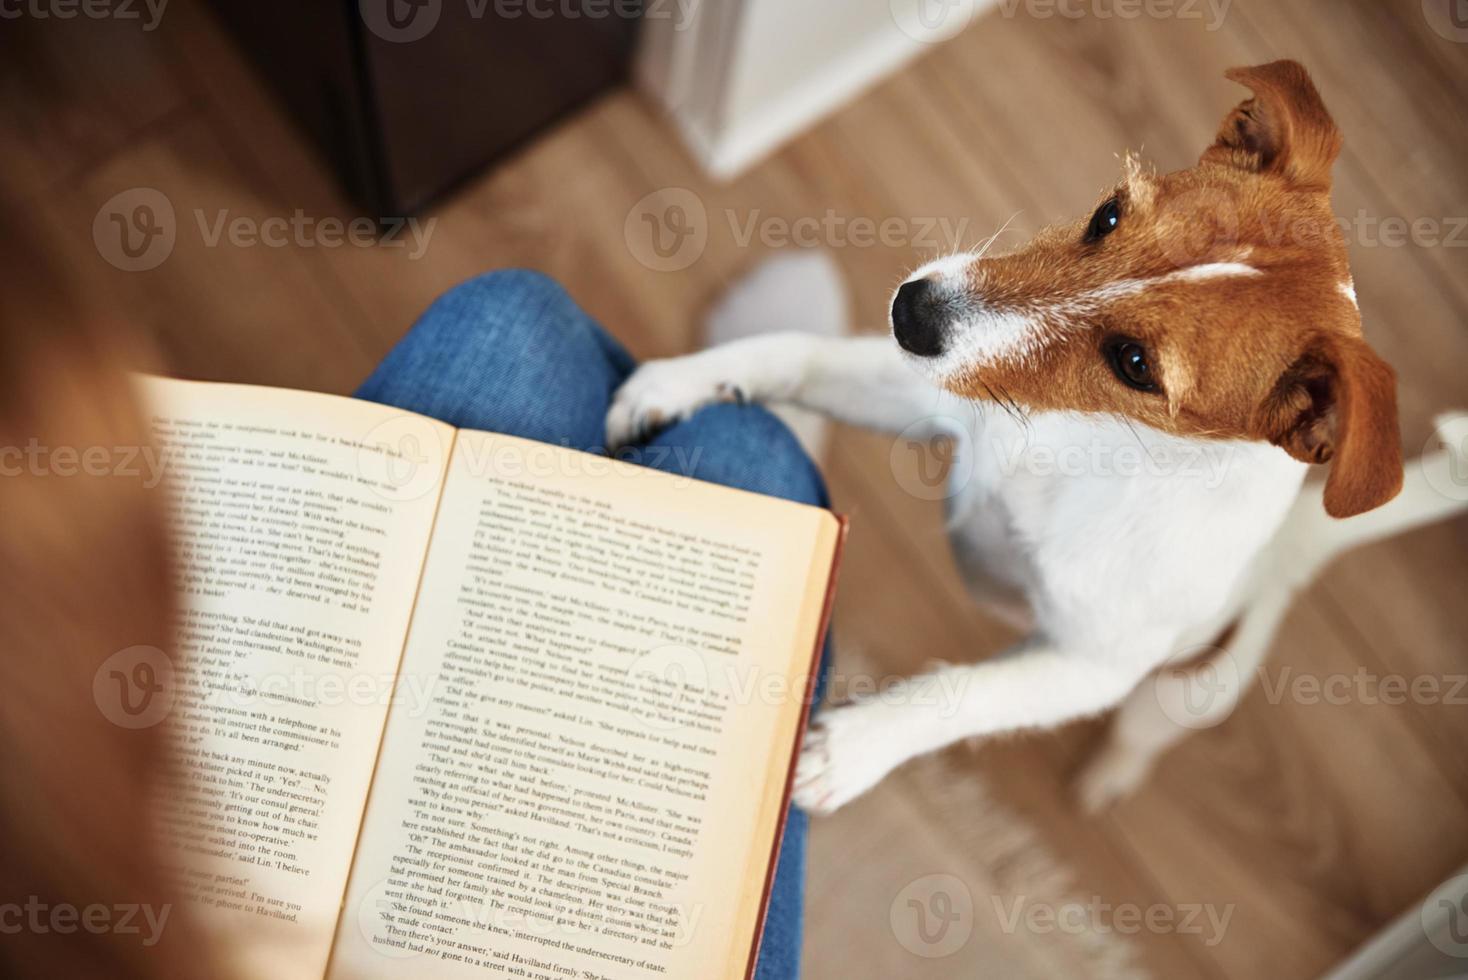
[0,203,216,977]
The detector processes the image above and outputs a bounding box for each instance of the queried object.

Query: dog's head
[894,60,1402,517]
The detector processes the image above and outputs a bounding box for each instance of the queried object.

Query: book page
[138,377,454,980]
[329,430,838,980]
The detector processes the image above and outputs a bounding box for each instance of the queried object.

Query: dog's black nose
[891,279,947,357]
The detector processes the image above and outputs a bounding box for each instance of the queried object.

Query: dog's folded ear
[1203,60,1343,191]
[1259,333,1403,518]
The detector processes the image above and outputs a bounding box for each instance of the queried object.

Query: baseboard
[1322,868,1468,980]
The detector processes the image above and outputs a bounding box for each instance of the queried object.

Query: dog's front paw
[605,354,746,449]
[792,705,906,815]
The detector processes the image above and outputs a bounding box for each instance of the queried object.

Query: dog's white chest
[942,412,1308,642]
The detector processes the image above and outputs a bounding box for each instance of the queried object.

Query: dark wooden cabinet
[207,0,641,214]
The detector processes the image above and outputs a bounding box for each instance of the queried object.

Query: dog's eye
[1106,338,1159,392]
[1085,198,1122,243]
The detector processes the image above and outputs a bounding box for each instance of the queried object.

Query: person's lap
[357,270,829,980]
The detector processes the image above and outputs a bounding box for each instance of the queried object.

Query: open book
[140,376,844,980]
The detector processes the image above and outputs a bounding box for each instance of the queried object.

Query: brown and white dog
[606,61,1465,813]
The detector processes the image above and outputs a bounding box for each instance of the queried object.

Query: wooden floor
[4,1,1467,976]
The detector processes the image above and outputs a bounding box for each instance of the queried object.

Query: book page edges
[735,510,848,980]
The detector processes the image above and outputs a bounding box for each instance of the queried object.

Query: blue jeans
[356,270,830,980]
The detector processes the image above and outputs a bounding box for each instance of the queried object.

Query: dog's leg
[1073,598,1284,813]
[606,334,965,447]
[793,642,1155,814]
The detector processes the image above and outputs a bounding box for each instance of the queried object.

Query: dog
[606,60,1464,815]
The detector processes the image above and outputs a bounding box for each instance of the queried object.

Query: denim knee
[444,269,567,307]
[651,403,829,507]
[425,269,574,342]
